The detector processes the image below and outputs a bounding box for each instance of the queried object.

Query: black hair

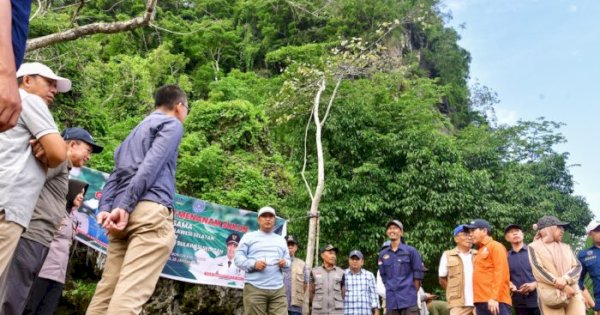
[154,85,187,110]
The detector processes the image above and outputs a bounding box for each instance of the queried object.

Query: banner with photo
[70,167,287,289]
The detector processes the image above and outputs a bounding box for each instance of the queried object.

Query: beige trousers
[539,292,586,315]
[0,212,24,274]
[450,306,475,315]
[86,201,175,315]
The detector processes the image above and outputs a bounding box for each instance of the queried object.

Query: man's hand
[96,211,111,226]
[0,71,21,132]
[510,281,518,292]
[29,139,48,164]
[255,259,267,271]
[278,258,286,268]
[104,208,129,234]
[583,288,596,309]
[487,299,499,315]
[519,282,536,294]
[373,308,379,315]
[425,293,436,302]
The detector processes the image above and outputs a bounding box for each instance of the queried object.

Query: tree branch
[26,0,158,51]
[320,76,342,127]
[301,106,315,201]
[71,0,86,25]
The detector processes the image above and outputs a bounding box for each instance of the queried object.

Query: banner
[70,167,287,289]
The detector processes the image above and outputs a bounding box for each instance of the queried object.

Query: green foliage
[26,0,593,310]
[60,280,97,314]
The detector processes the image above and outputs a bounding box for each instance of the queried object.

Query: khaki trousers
[539,292,586,315]
[450,306,475,315]
[86,202,175,315]
[243,283,287,315]
[0,212,24,274]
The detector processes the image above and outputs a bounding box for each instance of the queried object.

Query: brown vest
[444,248,477,309]
[290,257,306,307]
[311,265,344,315]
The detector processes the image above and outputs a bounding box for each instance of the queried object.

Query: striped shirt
[343,268,380,315]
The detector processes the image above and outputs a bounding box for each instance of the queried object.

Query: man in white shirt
[438,224,476,315]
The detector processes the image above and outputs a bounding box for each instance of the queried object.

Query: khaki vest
[311,265,344,315]
[444,248,476,309]
[290,257,306,307]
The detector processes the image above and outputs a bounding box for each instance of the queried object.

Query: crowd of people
[235,214,600,315]
[1,34,189,314]
[3,3,600,315]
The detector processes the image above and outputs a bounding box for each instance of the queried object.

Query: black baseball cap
[62,127,103,153]
[504,224,523,235]
[465,219,491,232]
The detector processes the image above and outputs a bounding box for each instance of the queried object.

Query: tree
[27,0,158,51]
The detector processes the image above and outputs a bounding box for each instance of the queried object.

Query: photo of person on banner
[214,232,244,277]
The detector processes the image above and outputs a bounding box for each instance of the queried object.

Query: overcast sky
[441,0,600,218]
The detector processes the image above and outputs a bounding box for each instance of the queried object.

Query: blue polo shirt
[507,245,538,308]
[12,0,32,69]
[378,243,424,310]
[578,245,600,311]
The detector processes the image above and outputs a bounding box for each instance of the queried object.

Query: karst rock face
[62,245,244,315]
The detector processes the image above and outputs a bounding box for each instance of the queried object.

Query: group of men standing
[0,59,190,315]
[235,213,600,315]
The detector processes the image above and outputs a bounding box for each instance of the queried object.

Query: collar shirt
[507,245,538,308]
[343,268,380,315]
[98,111,184,213]
[473,236,511,305]
[378,243,424,310]
[578,245,600,311]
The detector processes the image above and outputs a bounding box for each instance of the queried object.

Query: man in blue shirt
[86,85,189,315]
[504,224,540,315]
[578,220,600,315]
[378,219,424,315]
[235,206,291,315]
[0,0,32,132]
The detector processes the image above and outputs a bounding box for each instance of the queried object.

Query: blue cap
[61,127,103,153]
[349,250,363,259]
[453,224,467,236]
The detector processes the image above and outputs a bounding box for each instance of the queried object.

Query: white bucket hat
[16,62,72,93]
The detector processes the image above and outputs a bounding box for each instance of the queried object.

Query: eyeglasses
[179,102,190,113]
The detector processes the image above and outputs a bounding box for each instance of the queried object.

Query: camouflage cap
[319,244,338,254]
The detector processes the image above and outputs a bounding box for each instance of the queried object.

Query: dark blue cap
[349,250,363,259]
[465,219,491,232]
[61,127,103,153]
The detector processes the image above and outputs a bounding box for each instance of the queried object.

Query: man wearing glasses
[86,85,189,315]
[439,224,477,315]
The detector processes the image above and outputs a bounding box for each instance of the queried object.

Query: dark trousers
[474,302,511,315]
[0,238,49,315]
[388,305,421,315]
[288,311,302,315]
[515,307,541,315]
[23,277,65,315]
